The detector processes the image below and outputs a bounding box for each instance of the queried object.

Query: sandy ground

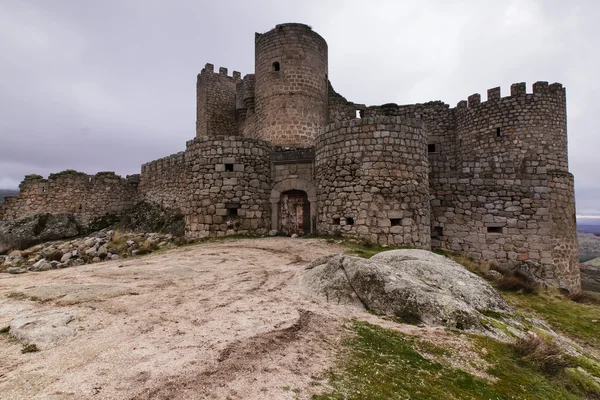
[0,237,481,400]
[0,238,364,399]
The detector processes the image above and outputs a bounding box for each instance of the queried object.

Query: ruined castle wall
[184,136,272,239]
[315,117,430,248]
[0,171,138,224]
[236,74,257,138]
[139,152,186,212]
[429,82,579,292]
[254,23,328,147]
[196,64,241,137]
[327,82,363,124]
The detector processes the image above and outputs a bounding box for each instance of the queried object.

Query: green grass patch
[305,235,412,259]
[501,291,600,348]
[314,321,592,400]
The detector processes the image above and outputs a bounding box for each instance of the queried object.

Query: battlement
[457,81,566,110]
[198,63,241,80]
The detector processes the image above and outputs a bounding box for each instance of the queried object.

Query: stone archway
[270,178,317,234]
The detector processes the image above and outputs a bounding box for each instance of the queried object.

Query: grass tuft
[21,343,39,353]
[497,274,538,294]
[570,291,600,306]
[514,333,574,374]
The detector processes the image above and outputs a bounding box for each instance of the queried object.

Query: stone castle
[0,23,580,292]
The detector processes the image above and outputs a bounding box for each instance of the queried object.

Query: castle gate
[270,178,317,235]
[279,190,310,236]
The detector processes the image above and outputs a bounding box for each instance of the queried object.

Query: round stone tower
[254,23,328,147]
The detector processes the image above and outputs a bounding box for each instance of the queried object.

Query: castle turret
[254,23,328,147]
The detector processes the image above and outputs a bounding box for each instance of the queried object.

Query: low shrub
[497,272,538,294]
[569,291,600,306]
[514,333,574,374]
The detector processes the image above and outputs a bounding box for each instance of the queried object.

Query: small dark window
[226,208,238,217]
[428,144,436,153]
[272,62,280,71]
[390,218,401,226]
[41,186,46,193]
[432,226,443,238]
[346,217,354,225]
[487,226,503,234]
[225,164,234,172]
[496,128,502,137]
[333,218,340,225]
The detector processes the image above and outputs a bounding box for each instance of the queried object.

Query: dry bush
[569,291,600,306]
[514,333,574,374]
[497,272,538,294]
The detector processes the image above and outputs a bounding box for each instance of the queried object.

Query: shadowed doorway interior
[279,190,310,236]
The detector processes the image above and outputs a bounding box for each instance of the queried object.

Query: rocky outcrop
[0,229,183,274]
[0,213,80,254]
[302,249,512,330]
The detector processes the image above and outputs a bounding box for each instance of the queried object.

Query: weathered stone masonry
[0,23,580,292]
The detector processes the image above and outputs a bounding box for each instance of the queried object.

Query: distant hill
[0,189,19,204]
[578,221,600,234]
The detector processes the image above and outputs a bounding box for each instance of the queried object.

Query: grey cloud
[1,0,599,215]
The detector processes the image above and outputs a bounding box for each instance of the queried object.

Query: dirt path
[0,237,369,399]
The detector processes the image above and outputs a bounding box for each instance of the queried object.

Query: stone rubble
[0,230,183,274]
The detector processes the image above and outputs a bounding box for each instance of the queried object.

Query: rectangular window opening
[346,217,354,225]
[226,208,238,217]
[487,226,503,234]
[333,217,340,225]
[428,143,436,153]
[496,127,502,137]
[432,226,443,238]
[225,164,234,172]
[390,218,401,226]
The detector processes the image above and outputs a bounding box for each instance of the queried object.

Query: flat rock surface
[10,310,77,349]
[0,238,361,400]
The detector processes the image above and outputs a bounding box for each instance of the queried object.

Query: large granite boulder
[302,249,512,330]
[0,213,81,254]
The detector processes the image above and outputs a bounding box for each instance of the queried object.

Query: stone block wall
[315,117,430,248]
[429,82,579,292]
[548,171,580,291]
[0,171,138,224]
[139,151,186,212]
[236,74,257,137]
[254,23,328,147]
[196,64,241,137]
[184,136,272,239]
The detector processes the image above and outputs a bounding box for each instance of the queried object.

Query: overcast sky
[1,0,598,216]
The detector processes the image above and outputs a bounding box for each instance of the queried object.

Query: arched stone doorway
[270,178,317,235]
[279,190,310,235]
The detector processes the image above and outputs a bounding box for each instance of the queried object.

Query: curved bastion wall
[315,117,430,248]
[184,136,272,239]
